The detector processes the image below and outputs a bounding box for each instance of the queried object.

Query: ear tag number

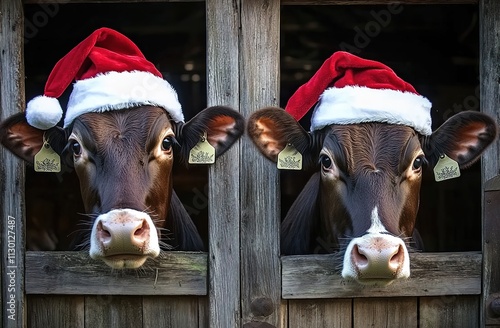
[277,143,302,170]
[189,132,215,164]
[433,154,460,182]
[34,135,61,173]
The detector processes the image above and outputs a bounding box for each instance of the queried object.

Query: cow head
[1,105,244,269]
[248,107,497,285]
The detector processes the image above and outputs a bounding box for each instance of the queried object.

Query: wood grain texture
[282,252,481,298]
[25,251,207,295]
[22,0,477,3]
[480,0,500,192]
[27,295,206,328]
[0,1,26,327]
[23,0,202,2]
[354,297,418,327]
[282,0,477,3]
[239,0,283,327]
[420,295,479,328]
[27,295,84,328]
[143,296,202,328]
[288,299,352,328]
[480,1,500,326]
[483,181,500,326]
[206,0,241,327]
[199,296,209,328]
[85,295,142,327]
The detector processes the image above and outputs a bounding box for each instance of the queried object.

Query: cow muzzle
[341,233,410,286]
[89,209,160,269]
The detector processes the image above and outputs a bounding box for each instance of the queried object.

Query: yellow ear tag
[34,135,61,173]
[189,132,215,164]
[277,143,302,170]
[433,154,460,182]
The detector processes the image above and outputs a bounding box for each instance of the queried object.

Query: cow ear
[174,106,244,162]
[0,113,66,164]
[423,111,498,168]
[247,107,315,165]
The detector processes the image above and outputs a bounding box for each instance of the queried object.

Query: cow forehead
[72,107,172,152]
[325,123,420,174]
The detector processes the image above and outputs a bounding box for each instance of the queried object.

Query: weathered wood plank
[239,0,283,327]
[143,296,201,328]
[25,251,207,295]
[22,0,477,4]
[0,1,26,327]
[483,179,500,326]
[282,252,481,298]
[85,295,142,328]
[199,296,208,328]
[480,0,500,233]
[288,299,352,328]
[420,295,479,328]
[353,297,418,327]
[480,1,500,326]
[282,0,477,3]
[23,0,202,3]
[27,295,84,328]
[206,0,241,327]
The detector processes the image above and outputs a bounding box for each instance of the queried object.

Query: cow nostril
[352,244,368,267]
[97,221,111,243]
[134,220,144,235]
[389,244,405,269]
[132,219,150,242]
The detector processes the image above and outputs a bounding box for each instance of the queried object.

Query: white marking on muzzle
[89,209,160,269]
[342,207,410,285]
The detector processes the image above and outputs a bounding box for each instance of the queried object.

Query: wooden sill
[282,252,481,299]
[25,251,207,296]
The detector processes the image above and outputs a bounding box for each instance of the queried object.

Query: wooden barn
[1,0,500,327]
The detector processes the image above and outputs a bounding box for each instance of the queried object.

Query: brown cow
[247,52,497,285]
[0,28,244,269]
[1,105,243,268]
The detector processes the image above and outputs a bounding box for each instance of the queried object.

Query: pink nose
[96,217,151,255]
[350,237,406,279]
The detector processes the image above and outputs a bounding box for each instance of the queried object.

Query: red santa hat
[285,51,432,135]
[26,27,183,130]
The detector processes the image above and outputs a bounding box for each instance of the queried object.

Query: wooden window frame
[1,0,499,327]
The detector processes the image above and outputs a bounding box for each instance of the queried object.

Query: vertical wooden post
[479,0,500,326]
[239,1,283,327]
[206,1,241,327]
[0,1,26,327]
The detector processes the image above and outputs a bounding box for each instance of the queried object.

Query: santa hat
[285,51,432,135]
[26,27,183,130]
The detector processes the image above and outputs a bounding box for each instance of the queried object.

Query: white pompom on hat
[26,27,184,130]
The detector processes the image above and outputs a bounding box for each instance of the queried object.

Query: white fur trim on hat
[26,95,63,130]
[64,70,183,127]
[310,86,432,135]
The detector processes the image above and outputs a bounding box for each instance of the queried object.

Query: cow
[247,51,497,286]
[0,27,245,269]
[248,107,496,285]
[1,105,244,269]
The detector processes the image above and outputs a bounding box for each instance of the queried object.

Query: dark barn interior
[23,3,481,252]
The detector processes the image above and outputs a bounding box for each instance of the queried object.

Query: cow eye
[412,156,424,171]
[161,137,172,151]
[71,141,82,156]
[320,155,332,169]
